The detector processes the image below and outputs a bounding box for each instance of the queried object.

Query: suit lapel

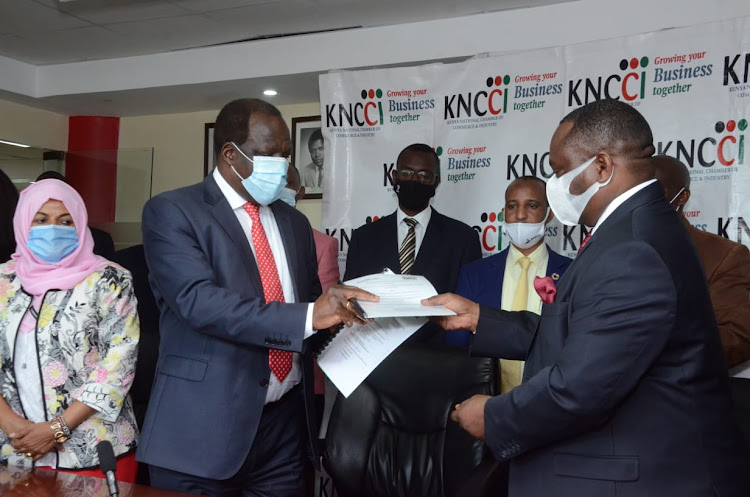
[545,248,565,280]
[203,176,263,297]
[271,202,300,301]
[411,211,441,275]
[576,182,664,258]
[494,249,508,308]
[381,214,401,274]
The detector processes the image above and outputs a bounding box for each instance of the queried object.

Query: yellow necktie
[501,256,532,393]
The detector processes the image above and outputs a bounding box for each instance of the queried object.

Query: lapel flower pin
[534,276,557,304]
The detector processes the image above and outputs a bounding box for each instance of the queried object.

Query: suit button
[284,340,291,346]
[264,338,272,345]
[260,378,269,387]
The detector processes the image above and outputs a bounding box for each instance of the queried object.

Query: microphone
[96,441,119,497]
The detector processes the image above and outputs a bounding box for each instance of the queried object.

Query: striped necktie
[399,218,418,274]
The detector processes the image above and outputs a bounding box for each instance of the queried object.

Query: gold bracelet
[49,418,69,444]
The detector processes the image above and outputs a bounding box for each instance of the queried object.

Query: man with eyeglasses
[344,143,481,341]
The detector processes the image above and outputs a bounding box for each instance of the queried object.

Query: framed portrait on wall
[291,115,323,199]
[203,122,215,177]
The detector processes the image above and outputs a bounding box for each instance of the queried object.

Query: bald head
[506,176,548,207]
[652,155,691,211]
[560,98,655,162]
[652,155,690,199]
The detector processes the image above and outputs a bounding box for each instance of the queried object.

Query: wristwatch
[49,418,70,444]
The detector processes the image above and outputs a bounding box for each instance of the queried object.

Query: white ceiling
[0,0,576,116]
[0,0,566,66]
[2,0,744,118]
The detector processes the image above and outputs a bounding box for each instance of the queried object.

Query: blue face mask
[231,143,289,206]
[27,225,79,264]
[278,187,298,208]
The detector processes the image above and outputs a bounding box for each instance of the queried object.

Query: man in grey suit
[426,99,749,496]
[137,98,374,497]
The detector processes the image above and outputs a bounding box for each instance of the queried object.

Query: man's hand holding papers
[421,293,480,332]
[344,273,457,319]
[317,273,457,397]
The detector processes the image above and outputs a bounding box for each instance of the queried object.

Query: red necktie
[578,232,592,254]
[243,203,293,382]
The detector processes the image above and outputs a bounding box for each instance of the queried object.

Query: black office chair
[729,377,750,446]
[323,343,506,497]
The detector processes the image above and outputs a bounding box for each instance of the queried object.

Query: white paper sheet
[344,273,456,318]
[317,316,426,397]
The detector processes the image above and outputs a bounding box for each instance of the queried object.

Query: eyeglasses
[395,169,438,185]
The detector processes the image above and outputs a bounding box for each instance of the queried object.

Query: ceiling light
[263,89,278,96]
[0,139,30,148]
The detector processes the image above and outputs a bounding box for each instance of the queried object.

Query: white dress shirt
[592,179,657,233]
[396,206,432,258]
[15,304,57,468]
[213,168,315,403]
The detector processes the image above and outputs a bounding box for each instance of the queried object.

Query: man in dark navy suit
[448,176,572,366]
[344,143,481,342]
[427,99,749,496]
[137,98,375,497]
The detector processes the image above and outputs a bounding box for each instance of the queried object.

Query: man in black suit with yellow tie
[344,143,481,341]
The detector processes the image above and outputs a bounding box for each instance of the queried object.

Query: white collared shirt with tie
[396,206,432,260]
[213,167,315,403]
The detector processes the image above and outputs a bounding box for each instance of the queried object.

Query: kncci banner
[319,16,750,273]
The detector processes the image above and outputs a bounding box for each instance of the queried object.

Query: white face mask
[278,187,298,208]
[230,143,289,206]
[502,209,549,250]
[546,157,613,226]
[668,187,685,212]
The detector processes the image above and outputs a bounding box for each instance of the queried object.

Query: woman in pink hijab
[0,179,140,482]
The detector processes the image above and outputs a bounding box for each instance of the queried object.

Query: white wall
[0,99,67,151]
[118,101,323,231]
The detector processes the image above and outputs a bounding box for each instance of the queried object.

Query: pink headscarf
[11,179,110,296]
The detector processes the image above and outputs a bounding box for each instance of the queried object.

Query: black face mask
[395,180,436,212]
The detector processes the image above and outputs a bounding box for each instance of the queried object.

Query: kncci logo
[713,119,747,166]
[325,88,384,128]
[444,75,510,119]
[657,118,747,167]
[474,210,504,253]
[568,56,648,106]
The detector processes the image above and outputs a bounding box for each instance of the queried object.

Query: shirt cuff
[303,303,316,339]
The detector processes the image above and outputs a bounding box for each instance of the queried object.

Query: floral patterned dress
[0,261,140,469]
